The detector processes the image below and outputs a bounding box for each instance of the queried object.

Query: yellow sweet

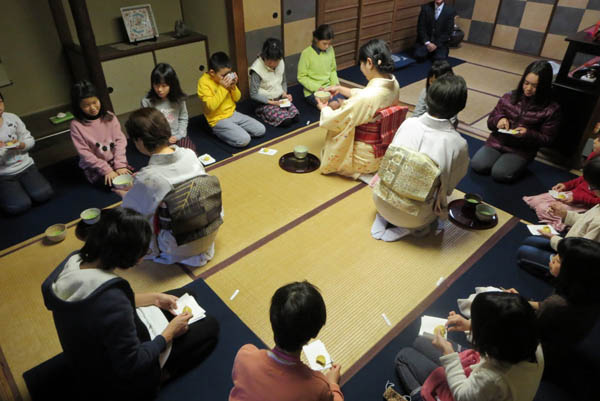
[434,325,446,337]
[541,226,551,234]
[183,306,192,315]
[316,355,327,367]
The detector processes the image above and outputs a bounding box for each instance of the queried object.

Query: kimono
[319,76,400,178]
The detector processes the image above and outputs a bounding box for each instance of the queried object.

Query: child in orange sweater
[229,281,343,401]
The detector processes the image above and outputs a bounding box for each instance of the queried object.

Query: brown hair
[125,107,171,152]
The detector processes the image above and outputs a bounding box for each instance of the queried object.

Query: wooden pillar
[226,0,249,96]
[68,0,113,111]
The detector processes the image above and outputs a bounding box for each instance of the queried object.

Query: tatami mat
[462,90,499,125]
[205,187,512,374]
[399,79,427,107]
[471,115,491,132]
[453,63,520,98]
[400,78,498,126]
[451,43,538,75]
[193,126,358,275]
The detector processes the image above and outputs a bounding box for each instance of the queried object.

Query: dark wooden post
[226,0,249,97]
[68,0,113,111]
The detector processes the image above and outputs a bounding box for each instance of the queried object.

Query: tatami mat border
[469,112,492,128]
[205,123,318,172]
[197,182,366,280]
[339,216,521,385]
[465,61,522,77]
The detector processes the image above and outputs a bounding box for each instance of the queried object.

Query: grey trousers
[471,145,529,183]
[0,164,53,215]
[395,336,460,394]
[212,111,266,147]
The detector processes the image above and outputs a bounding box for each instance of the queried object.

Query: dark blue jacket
[42,253,166,401]
[417,1,456,46]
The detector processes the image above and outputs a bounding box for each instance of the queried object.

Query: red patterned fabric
[355,105,408,157]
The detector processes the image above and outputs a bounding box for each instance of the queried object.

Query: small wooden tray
[279,153,320,173]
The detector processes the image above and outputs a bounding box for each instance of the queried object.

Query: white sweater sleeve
[440,353,508,401]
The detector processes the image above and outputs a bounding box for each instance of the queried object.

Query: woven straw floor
[205,186,512,375]
[0,43,533,401]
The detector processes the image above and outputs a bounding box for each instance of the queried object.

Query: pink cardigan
[70,113,128,183]
[229,344,344,401]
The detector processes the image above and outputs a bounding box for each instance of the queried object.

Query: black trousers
[414,43,449,61]
[161,287,220,379]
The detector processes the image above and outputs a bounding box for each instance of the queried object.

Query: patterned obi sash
[355,105,408,158]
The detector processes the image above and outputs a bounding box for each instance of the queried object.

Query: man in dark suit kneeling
[414,0,455,61]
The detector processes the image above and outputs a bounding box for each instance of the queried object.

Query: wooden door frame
[226,0,250,96]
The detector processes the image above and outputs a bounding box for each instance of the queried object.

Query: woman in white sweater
[395,292,544,401]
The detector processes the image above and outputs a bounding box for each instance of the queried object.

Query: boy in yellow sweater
[198,52,265,147]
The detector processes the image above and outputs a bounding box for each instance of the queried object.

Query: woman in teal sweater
[297,24,343,109]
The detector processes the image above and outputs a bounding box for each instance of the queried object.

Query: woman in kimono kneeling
[372,75,470,241]
[316,39,400,179]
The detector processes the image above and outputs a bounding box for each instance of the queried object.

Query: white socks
[371,213,388,239]
[371,213,410,242]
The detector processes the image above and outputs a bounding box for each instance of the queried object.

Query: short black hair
[270,281,327,352]
[70,80,113,123]
[125,107,171,152]
[261,38,284,61]
[583,155,600,190]
[208,52,232,72]
[0,91,4,101]
[426,60,454,90]
[358,39,394,74]
[555,237,600,304]
[148,63,186,103]
[313,24,334,41]
[470,292,539,364]
[426,74,467,119]
[511,60,553,106]
[80,207,152,270]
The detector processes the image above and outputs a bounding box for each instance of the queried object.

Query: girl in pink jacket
[70,80,131,186]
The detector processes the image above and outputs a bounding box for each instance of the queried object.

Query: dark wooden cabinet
[546,30,600,167]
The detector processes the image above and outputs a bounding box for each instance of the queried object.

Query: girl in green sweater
[297,24,343,109]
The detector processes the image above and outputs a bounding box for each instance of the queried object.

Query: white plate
[198,153,216,166]
[279,101,291,108]
[1,143,18,149]
[498,129,518,135]
[548,190,568,200]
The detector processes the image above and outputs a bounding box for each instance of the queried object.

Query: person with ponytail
[316,39,401,178]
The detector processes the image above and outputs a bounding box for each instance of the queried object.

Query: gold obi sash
[373,145,441,216]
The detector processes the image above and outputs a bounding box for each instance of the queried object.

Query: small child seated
[229,281,343,401]
[70,80,132,187]
[0,91,53,214]
[297,24,344,109]
[197,52,266,147]
[249,38,299,127]
[517,156,600,279]
[395,292,543,401]
[141,62,196,152]
[413,60,457,126]
[523,135,600,231]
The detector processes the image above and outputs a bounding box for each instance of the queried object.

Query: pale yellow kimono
[319,76,400,178]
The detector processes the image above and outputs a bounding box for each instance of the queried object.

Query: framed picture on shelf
[120,4,159,43]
